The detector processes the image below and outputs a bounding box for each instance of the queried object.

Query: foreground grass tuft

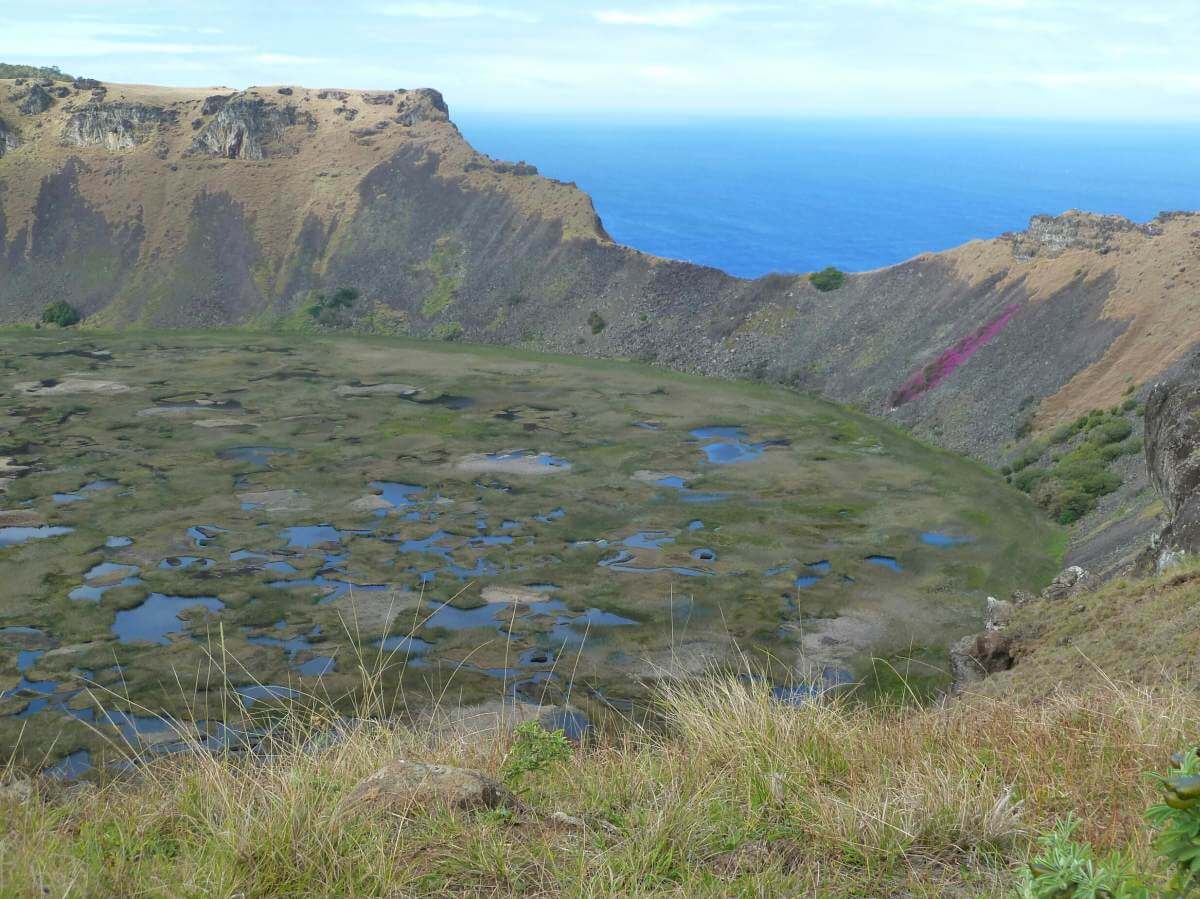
[1,676,1194,896]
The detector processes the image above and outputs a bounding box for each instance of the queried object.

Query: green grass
[1,671,1194,897]
[419,237,464,318]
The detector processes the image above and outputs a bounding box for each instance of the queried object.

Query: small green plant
[1017,816,1149,898]
[1147,747,1200,895]
[306,287,361,327]
[588,310,606,334]
[41,300,82,327]
[809,266,846,292]
[500,720,572,789]
[430,321,464,342]
[1089,418,1133,446]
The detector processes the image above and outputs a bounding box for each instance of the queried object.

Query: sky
[1,1,1197,120]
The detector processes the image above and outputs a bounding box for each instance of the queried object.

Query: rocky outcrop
[0,116,18,157]
[394,89,449,126]
[200,94,230,116]
[189,96,311,160]
[1006,211,1163,259]
[950,566,1097,689]
[337,760,514,819]
[17,83,53,115]
[61,103,176,150]
[1039,565,1098,601]
[950,631,1014,687]
[1142,352,1200,571]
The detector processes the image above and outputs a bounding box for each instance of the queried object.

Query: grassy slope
[1,674,1194,897]
[979,560,1200,701]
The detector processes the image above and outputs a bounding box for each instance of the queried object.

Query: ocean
[454,115,1200,279]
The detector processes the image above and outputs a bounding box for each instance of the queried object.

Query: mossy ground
[0,329,1060,773]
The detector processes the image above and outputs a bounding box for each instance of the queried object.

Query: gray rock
[363,92,394,105]
[61,103,176,150]
[337,760,514,818]
[1040,566,1096,601]
[201,94,231,116]
[1142,353,1200,571]
[950,631,1014,688]
[18,83,53,115]
[189,95,312,160]
[1006,211,1162,259]
[0,116,19,157]
[394,88,450,126]
[984,596,1014,630]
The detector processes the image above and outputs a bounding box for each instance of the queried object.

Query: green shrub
[41,300,82,327]
[1048,424,1076,445]
[809,267,846,292]
[1033,479,1095,524]
[1099,442,1124,463]
[1017,816,1148,898]
[0,63,74,81]
[1122,437,1143,456]
[1147,747,1200,894]
[1013,468,1047,493]
[306,287,361,327]
[1056,451,1121,497]
[1090,418,1133,446]
[1122,397,1138,411]
[500,721,572,789]
[431,321,464,342]
[587,311,606,334]
[1010,441,1046,472]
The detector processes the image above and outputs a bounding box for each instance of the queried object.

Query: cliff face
[1142,351,1200,571]
[1,77,1198,483]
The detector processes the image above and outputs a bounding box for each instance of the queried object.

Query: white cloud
[595,4,766,27]
[0,20,247,56]
[254,53,326,65]
[377,3,538,22]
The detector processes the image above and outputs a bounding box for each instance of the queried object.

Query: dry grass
[1,669,1193,896]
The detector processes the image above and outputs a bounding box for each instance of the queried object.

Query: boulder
[1040,566,1097,601]
[984,596,1014,630]
[950,631,1014,688]
[337,760,514,819]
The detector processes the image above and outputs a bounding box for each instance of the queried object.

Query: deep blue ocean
[454,115,1200,279]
